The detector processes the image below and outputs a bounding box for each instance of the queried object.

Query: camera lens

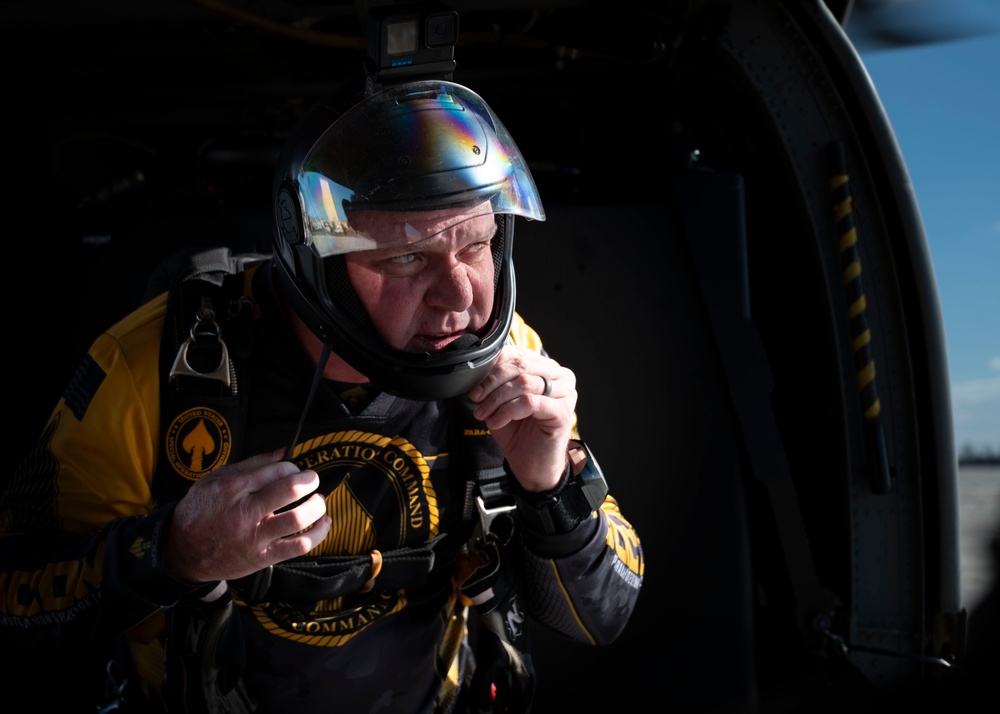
[425,12,457,47]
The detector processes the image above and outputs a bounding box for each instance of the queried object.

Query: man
[0,79,643,713]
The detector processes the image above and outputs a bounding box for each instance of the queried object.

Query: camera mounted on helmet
[364,1,459,95]
[271,2,545,401]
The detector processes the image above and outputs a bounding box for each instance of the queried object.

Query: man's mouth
[412,331,472,352]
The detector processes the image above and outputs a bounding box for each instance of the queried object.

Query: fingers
[166,449,331,583]
[194,450,323,532]
[261,503,332,563]
[469,347,575,429]
[256,491,328,544]
[467,346,578,492]
[207,448,300,497]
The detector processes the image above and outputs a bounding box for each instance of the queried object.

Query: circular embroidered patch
[247,430,440,647]
[165,407,232,480]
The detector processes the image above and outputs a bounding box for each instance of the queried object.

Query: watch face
[575,441,609,511]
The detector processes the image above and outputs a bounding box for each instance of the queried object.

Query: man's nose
[425,262,474,311]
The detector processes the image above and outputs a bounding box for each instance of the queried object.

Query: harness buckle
[169,299,232,387]
[475,493,517,540]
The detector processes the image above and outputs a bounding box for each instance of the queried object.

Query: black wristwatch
[514,440,609,535]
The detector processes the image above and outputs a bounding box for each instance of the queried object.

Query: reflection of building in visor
[300,172,503,256]
[294,81,544,257]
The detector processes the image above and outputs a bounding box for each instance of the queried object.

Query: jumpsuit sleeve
[506,313,644,646]
[0,293,204,648]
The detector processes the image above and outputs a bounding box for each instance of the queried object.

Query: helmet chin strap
[283,333,479,459]
[445,333,480,351]
[285,341,334,459]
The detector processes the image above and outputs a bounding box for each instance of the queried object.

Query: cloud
[991,356,1000,371]
[951,376,1000,450]
[952,376,1000,406]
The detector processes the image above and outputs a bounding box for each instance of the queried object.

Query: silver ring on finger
[540,375,553,397]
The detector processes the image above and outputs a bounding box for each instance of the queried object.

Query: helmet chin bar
[273,240,516,402]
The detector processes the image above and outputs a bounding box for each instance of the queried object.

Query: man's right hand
[164,449,332,584]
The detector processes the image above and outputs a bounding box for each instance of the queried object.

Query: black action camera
[365,1,459,92]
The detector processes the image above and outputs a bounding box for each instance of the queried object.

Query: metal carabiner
[169,311,232,386]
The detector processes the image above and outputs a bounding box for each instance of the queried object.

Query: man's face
[344,204,497,354]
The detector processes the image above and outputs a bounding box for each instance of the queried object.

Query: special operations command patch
[165,406,233,480]
[249,429,442,647]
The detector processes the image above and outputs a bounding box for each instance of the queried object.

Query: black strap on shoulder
[153,247,268,505]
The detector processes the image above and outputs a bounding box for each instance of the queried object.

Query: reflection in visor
[305,190,500,258]
[294,81,544,258]
[298,171,377,255]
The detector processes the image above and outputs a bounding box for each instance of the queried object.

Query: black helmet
[272,80,545,400]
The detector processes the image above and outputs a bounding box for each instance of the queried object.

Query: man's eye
[464,241,491,257]
[386,253,418,265]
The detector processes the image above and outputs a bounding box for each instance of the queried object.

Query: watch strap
[512,441,609,535]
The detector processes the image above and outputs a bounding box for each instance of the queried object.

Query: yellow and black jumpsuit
[0,260,643,713]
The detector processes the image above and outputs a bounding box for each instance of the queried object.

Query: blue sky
[848,6,1000,455]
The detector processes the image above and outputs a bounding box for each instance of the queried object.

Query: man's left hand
[468,344,577,492]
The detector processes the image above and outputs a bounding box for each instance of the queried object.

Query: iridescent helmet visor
[293,80,545,257]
